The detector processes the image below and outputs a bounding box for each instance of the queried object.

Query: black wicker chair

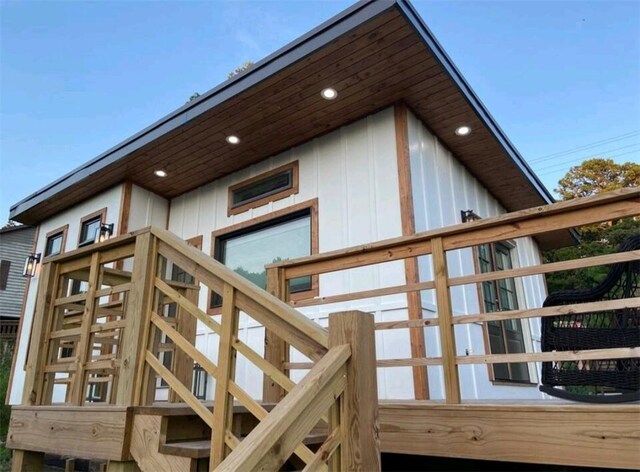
[540,232,640,403]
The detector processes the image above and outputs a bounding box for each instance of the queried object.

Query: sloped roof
[10,0,566,244]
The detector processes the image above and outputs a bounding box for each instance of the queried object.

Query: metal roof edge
[396,0,555,206]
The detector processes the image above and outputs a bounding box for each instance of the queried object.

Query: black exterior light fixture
[97,223,114,243]
[460,209,481,223]
[23,253,41,277]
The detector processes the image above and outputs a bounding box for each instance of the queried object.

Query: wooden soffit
[10,1,568,246]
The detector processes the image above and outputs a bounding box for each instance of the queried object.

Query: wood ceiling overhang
[10,0,569,246]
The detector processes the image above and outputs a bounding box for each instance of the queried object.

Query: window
[211,203,316,310]
[0,260,10,290]
[228,162,299,216]
[478,242,530,383]
[78,209,106,247]
[45,225,68,257]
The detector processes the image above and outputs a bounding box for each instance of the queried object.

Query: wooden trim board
[394,102,429,400]
[7,406,133,461]
[378,402,640,470]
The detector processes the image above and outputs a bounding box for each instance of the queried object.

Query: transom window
[211,210,312,308]
[228,162,299,216]
[478,242,530,383]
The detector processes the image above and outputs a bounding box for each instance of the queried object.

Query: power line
[537,146,640,177]
[533,142,640,174]
[528,130,640,164]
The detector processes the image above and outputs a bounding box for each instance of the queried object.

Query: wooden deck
[8,401,639,470]
[7,189,640,471]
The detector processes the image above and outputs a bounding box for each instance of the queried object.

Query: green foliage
[544,158,640,293]
[0,340,15,469]
[555,158,640,200]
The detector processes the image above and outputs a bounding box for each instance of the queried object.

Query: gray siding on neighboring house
[0,225,36,318]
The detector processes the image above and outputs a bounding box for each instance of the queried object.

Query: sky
[1,0,639,224]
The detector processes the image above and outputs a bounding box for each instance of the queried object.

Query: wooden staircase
[130,403,328,472]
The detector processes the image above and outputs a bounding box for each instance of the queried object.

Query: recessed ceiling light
[320,87,338,100]
[154,169,167,177]
[455,126,471,136]
[226,135,240,144]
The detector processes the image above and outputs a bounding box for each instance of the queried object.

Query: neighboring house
[0,224,36,342]
[6,0,573,405]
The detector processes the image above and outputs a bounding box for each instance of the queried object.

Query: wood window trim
[227,161,299,216]
[44,224,69,258]
[472,243,536,387]
[77,208,107,247]
[209,198,319,314]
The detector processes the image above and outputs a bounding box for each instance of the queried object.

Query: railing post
[328,310,380,472]
[115,231,157,406]
[263,267,289,403]
[431,237,461,404]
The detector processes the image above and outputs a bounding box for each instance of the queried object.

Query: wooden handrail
[265,187,640,405]
[268,187,640,278]
[150,227,329,355]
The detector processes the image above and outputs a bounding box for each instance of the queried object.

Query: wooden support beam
[263,267,289,403]
[10,450,44,472]
[395,102,429,401]
[210,283,239,469]
[22,262,59,405]
[106,461,140,472]
[431,237,461,404]
[116,232,157,406]
[329,311,381,472]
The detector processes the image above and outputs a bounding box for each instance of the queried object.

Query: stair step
[159,433,328,459]
[159,439,211,459]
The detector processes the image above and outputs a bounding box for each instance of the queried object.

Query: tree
[186,92,201,104]
[544,158,640,293]
[555,158,640,200]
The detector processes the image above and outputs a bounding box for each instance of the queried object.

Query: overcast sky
[1,0,639,224]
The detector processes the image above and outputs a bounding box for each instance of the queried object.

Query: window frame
[0,260,10,291]
[77,208,107,248]
[44,225,69,258]
[209,199,319,314]
[227,161,299,216]
[474,241,536,385]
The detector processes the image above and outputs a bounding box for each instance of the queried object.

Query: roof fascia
[395,0,555,205]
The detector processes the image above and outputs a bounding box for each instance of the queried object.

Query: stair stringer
[130,414,196,472]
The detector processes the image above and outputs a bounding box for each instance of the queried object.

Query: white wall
[407,110,547,400]
[128,185,169,231]
[167,107,415,400]
[8,185,123,404]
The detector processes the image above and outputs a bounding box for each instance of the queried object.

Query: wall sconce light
[461,209,481,223]
[22,253,41,277]
[97,223,114,243]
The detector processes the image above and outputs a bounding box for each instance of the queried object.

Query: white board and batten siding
[8,185,124,405]
[128,185,169,232]
[167,107,412,400]
[407,109,547,400]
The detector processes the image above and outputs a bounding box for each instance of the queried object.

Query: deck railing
[267,187,640,404]
[18,226,380,471]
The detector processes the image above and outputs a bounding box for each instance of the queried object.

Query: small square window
[77,210,106,248]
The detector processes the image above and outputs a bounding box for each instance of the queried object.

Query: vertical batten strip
[394,102,430,400]
[431,237,461,403]
[210,283,239,469]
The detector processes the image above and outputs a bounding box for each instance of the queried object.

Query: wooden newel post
[263,267,289,403]
[328,310,380,472]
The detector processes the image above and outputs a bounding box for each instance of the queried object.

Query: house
[5,1,638,470]
[0,224,36,344]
